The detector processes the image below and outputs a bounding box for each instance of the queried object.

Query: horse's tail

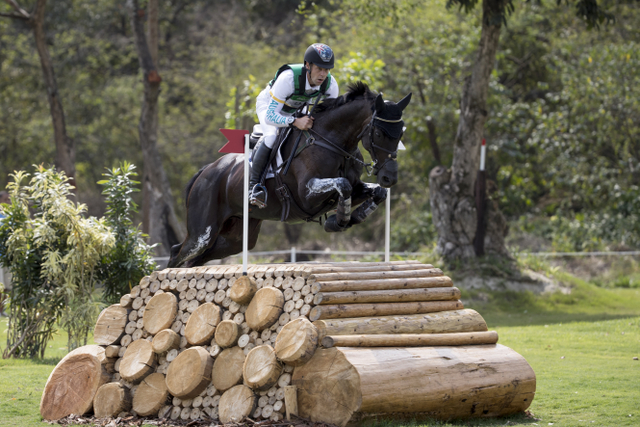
[184,165,207,207]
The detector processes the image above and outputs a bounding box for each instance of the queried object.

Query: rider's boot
[249,140,272,208]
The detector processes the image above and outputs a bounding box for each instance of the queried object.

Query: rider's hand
[293,116,314,131]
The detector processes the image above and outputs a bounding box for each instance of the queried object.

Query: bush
[0,166,114,357]
[96,163,156,303]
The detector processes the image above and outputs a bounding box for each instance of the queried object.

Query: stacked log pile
[40,261,535,426]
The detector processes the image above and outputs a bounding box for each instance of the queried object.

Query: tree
[0,0,75,187]
[429,0,613,262]
[345,0,613,263]
[126,0,185,255]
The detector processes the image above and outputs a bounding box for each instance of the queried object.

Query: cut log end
[166,346,213,399]
[94,304,128,345]
[152,329,181,354]
[132,373,169,416]
[218,384,256,424]
[93,382,132,418]
[40,346,111,421]
[245,287,284,331]
[274,317,318,366]
[230,275,258,304]
[119,339,156,383]
[243,345,282,391]
[143,293,178,335]
[212,346,245,392]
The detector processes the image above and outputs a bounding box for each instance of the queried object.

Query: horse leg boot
[349,186,388,226]
[249,138,272,208]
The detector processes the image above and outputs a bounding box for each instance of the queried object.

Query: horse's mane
[314,81,376,113]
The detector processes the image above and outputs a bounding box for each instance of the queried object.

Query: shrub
[0,166,114,357]
[96,163,156,303]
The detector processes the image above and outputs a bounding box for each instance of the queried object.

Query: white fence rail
[151,248,640,267]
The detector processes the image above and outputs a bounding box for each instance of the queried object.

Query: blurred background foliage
[1,0,639,257]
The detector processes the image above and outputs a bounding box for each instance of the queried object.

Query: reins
[306,128,373,174]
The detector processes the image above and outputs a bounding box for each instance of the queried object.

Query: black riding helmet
[304,43,335,69]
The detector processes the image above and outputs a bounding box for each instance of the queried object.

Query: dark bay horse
[168,82,411,267]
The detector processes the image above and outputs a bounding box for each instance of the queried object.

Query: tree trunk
[429,0,509,262]
[2,0,75,186]
[31,0,75,186]
[127,0,185,256]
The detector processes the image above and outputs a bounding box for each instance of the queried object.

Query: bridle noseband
[358,110,403,175]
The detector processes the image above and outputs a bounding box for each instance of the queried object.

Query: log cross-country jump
[41,261,535,424]
[168,83,411,268]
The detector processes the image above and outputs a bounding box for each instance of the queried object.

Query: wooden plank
[321,331,499,348]
[313,309,488,339]
[309,300,464,321]
[314,287,461,305]
[308,268,443,283]
[297,262,431,278]
[284,385,298,420]
[311,276,453,293]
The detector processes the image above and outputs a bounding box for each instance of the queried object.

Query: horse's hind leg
[168,222,219,268]
[197,217,263,264]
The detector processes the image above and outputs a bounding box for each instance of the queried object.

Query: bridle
[302,102,404,176]
[357,109,403,175]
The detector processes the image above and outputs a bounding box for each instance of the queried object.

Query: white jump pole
[385,188,390,263]
[242,133,250,275]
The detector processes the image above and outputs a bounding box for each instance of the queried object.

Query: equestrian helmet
[304,43,335,69]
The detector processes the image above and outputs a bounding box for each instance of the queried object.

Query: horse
[168,82,411,268]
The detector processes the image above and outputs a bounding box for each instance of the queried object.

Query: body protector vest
[269,63,332,114]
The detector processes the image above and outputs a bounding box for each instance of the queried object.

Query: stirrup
[249,184,268,209]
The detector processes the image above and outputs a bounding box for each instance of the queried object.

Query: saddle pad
[249,128,291,179]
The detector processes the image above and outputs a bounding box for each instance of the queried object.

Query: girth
[269,129,344,223]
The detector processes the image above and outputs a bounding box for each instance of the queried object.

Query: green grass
[1,275,639,427]
[0,319,69,427]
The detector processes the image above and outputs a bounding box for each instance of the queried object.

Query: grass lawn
[0,278,639,427]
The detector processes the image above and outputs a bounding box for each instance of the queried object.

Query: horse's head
[361,92,412,187]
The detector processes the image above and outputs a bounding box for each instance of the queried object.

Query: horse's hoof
[324,215,349,233]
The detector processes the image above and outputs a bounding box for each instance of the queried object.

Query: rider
[249,43,340,208]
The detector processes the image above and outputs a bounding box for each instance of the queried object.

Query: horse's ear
[397,93,412,111]
[375,94,385,113]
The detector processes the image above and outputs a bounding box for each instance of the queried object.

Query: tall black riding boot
[249,140,273,208]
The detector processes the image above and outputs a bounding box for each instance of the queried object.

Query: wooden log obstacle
[41,261,535,425]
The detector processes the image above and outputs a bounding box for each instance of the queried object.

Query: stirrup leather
[249,183,268,209]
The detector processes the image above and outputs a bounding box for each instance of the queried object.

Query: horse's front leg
[348,182,388,227]
[306,177,353,232]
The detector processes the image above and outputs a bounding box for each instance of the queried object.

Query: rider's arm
[264,70,296,128]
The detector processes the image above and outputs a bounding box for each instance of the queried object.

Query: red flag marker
[219,129,250,153]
